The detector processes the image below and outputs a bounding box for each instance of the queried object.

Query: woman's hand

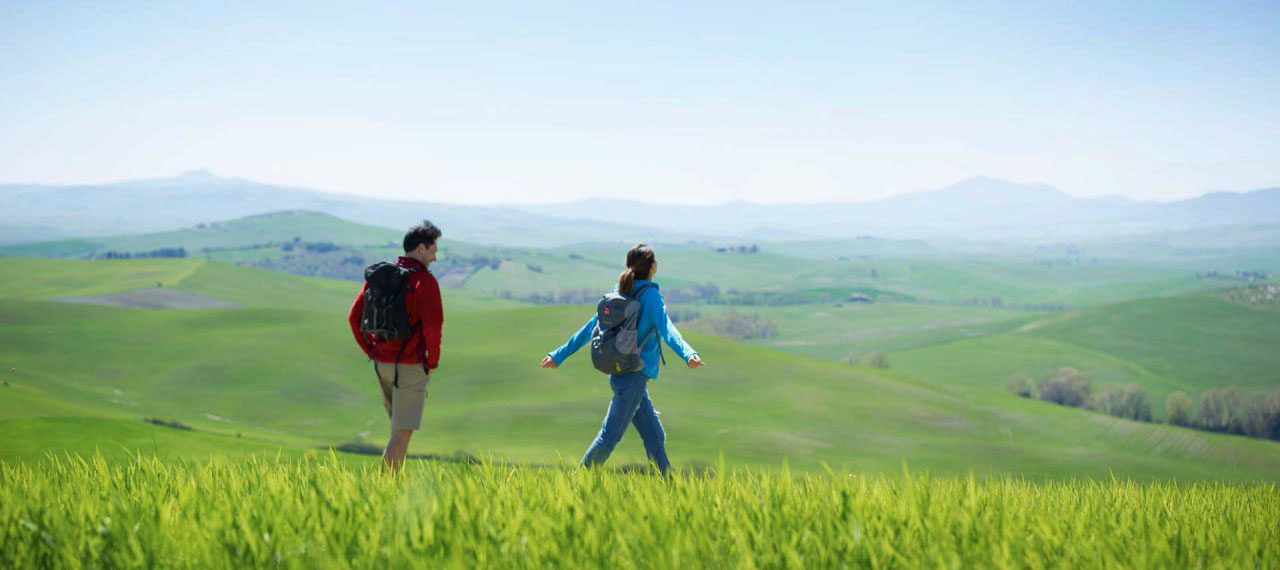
[687,354,705,368]
[540,355,558,369]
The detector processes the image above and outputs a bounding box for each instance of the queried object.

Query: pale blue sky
[2,1,1278,204]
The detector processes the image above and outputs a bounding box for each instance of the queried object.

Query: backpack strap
[391,267,425,389]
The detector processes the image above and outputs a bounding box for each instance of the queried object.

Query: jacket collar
[396,256,426,270]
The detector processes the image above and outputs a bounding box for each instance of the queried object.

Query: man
[348,221,444,473]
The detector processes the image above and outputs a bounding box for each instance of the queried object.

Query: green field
[690,303,1037,360]
[3,456,1276,569]
[2,257,1279,481]
[0,211,402,259]
[889,292,1280,416]
[3,246,1279,570]
[5,211,1263,312]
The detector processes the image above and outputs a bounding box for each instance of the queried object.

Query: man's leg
[630,390,670,476]
[380,362,429,474]
[580,373,647,469]
[383,429,414,473]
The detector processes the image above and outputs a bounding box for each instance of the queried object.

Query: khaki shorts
[373,362,430,431]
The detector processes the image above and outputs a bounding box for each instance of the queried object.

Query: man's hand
[540,355,558,369]
[687,354,705,368]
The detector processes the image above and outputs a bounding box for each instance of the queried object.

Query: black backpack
[360,262,422,340]
[589,284,664,375]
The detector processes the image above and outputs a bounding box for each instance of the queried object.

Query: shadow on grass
[327,440,716,477]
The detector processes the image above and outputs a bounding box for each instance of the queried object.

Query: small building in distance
[848,293,873,304]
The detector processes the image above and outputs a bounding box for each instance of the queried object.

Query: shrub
[1038,367,1090,408]
[1091,384,1153,422]
[1006,373,1036,398]
[865,352,890,370]
[1166,391,1194,426]
[1236,388,1280,441]
[1197,388,1243,432]
[686,310,778,340]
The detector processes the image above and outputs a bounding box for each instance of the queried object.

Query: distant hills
[0,170,711,248]
[2,171,1278,246]
[516,177,1280,241]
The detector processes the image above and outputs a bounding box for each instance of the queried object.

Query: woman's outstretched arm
[544,314,598,367]
[646,291,702,366]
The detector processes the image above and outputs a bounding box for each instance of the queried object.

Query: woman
[541,243,705,476]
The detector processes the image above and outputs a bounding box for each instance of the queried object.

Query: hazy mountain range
[2,171,1277,247]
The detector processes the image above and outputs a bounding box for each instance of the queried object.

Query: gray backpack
[589,284,665,375]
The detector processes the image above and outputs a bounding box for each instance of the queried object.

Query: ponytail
[618,243,655,296]
[618,267,636,296]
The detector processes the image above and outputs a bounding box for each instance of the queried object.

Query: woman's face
[649,259,658,278]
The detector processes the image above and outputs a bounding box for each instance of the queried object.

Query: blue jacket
[548,280,698,380]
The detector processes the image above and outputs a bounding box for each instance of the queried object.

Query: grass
[465,245,1234,308]
[0,211,401,258]
[4,209,1252,311]
[890,291,1280,416]
[691,302,1036,360]
[3,258,1280,480]
[1,454,1276,569]
[1030,294,1280,395]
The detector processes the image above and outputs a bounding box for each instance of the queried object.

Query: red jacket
[348,256,444,369]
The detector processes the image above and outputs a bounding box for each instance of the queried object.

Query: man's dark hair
[403,220,442,253]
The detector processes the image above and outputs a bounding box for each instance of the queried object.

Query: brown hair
[403,220,442,252]
[618,243,656,296]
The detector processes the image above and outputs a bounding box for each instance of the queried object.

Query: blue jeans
[580,372,670,475]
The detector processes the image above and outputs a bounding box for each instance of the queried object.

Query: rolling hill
[890,292,1280,416]
[2,257,1279,480]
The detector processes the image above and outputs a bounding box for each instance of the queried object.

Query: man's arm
[417,274,444,370]
[348,283,374,357]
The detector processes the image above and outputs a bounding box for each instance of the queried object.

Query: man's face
[422,243,438,266]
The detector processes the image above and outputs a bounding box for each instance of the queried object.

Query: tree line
[1007,368,1280,442]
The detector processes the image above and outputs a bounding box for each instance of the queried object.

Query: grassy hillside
[690,303,1036,360]
[890,292,1280,418]
[4,210,1251,312]
[2,258,1279,480]
[477,244,1232,307]
[0,211,403,258]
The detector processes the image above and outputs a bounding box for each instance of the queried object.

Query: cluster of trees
[663,284,721,304]
[94,247,187,259]
[1221,284,1279,307]
[1171,387,1280,440]
[143,418,193,431]
[1008,368,1280,441]
[1010,368,1153,421]
[252,249,368,280]
[714,244,760,254]
[491,285,723,306]
[666,308,702,323]
[683,310,778,340]
[917,298,1071,312]
[1197,270,1270,281]
[709,289,863,306]
[492,288,602,305]
[279,241,341,253]
[843,352,890,369]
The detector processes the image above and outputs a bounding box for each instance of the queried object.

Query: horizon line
[3,169,1276,207]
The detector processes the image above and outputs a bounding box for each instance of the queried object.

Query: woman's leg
[630,391,670,476]
[580,373,648,469]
